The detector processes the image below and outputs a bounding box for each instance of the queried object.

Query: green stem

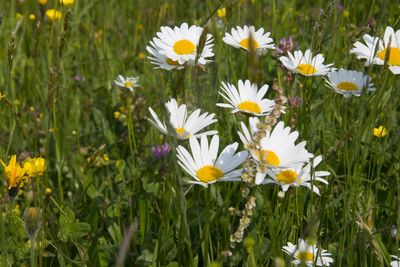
[126,96,137,159]
[52,104,64,203]
[30,237,36,267]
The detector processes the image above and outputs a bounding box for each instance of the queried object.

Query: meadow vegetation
[0,0,399,266]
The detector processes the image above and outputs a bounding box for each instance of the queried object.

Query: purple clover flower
[276,36,294,55]
[151,143,171,159]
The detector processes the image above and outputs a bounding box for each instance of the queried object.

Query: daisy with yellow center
[264,155,329,195]
[279,49,335,76]
[351,26,400,74]
[239,120,313,184]
[373,126,388,138]
[0,155,26,189]
[217,80,277,116]
[114,75,140,91]
[45,9,62,21]
[176,135,248,187]
[148,98,217,140]
[325,68,375,97]
[222,25,275,53]
[147,40,186,70]
[282,239,333,266]
[147,23,214,66]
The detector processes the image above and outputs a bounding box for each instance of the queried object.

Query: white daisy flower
[222,25,275,52]
[217,80,276,116]
[176,135,248,187]
[375,26,400,74]
[282,239,334,267]
[325,68,375,97]
[392,250,400,267]
[147,22,214,66]
[279,49,335,76]
[264,155,330,195]
[250,121,313,184]
[146,40,186,70]
[148,98,217,140]
[350,33,379,66]
[238,117,260,147]
[351,26,400,74]
[114,75,140,91]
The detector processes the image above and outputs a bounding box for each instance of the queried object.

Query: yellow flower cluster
[0,155,46,190]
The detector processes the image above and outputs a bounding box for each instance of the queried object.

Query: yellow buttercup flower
[373,126,387,138]
[60,0,74,7]
[23,157,46,177]
[45,9,62,21]
[138,52,146,60]
[29,14,36,20]
[114,111,121,119]
[38,0,48,4]
[0,155,26,189]
[217,7,226,18]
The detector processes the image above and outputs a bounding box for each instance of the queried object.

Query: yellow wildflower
[102,154,110,161]
[0,155,26,189]
[60,0,74,7]
[138,52,146,60]
[114,111,121,119]
[38,0,48,4]
[23,157,46,177]
[136,24,144,31]
[373,126,387,138]
[29,14,36,20]
[217,7,226,18]
[45,9,62,21]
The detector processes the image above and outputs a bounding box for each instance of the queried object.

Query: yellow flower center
[196,165,224,182]
[167,58,180,65]
[336,82,358,91]
[296,64,317,75]
[276,170,298,184]
[377,47,400,66]
[173,39,196,55]
[175,128,189,138]
[295,251,314,262]
[124,81,134,88]
[255,150,280,166]
[237,101,261,114]
[239,38,260,50]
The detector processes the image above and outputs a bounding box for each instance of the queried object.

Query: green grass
[0,0,399,266]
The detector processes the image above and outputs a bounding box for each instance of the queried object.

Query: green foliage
[0,0,399,266]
